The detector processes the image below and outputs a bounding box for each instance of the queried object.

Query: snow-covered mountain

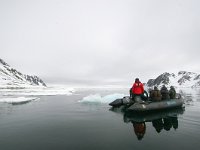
[0,58,46,88]
[147,71,200,88]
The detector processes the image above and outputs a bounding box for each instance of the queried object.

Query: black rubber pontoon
[109,96,130,107]
[127,97,184,112]
[109,95,184,112]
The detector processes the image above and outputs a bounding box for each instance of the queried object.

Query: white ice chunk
[0,86,75,96]
[0,97,39,104]
[79,93,125,104]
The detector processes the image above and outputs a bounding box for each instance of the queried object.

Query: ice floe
[0,97,39,104]
[0,86,75,96]
[79,93,125,104]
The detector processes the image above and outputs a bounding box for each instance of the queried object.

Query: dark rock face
[25,75,46,86]
[178,71,187,75]
[194,75,200,80]
[0,59,9,66]
[194,81,200,87]
[0,58,46,87]
[178,75,191,85]
[146,79,155,87]
[147,72,173,87]
[147,71,200,88]
[177,71,194,85]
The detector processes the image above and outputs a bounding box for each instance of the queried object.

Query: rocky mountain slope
[0,58,46,88]
[147,71,200,88]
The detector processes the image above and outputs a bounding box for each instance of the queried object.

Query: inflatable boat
[109,95,184,112]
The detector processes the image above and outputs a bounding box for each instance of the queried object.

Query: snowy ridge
[147,71,200,88]
[0,58,46,88]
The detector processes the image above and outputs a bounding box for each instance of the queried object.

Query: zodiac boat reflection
[110,107,185,140]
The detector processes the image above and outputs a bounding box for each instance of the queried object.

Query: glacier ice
[79,93,125,104]
[0,97,39,104]
[0,86,75,96]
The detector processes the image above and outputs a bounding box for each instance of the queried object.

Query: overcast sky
[1,0,200,86]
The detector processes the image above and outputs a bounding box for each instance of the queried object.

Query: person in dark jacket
[150,86,162,101]
[130,78,144,100]
[160,85,170,100]
[169,86,176,99]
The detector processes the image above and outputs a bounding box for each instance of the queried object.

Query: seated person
[169,86,176,99]
[160,85,170,100]
[130,78,144,100]
[150,86,162,101]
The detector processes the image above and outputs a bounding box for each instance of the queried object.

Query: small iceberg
[0,97,39,105]
[79,93,125,104]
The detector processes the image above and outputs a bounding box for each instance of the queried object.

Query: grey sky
[1,0,200,86]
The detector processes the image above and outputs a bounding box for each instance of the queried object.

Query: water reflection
[126,108,184,140]
[132,122,146,140]
[178,88,200,104]
[129,116,179,140]
[152,116,178,132]
[130,116,179,140]
[110,107,185,141]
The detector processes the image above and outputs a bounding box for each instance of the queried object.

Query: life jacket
[132,82,144,94]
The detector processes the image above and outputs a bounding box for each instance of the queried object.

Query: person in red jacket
[130,78,144,100]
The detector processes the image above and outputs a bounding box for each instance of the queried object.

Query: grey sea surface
[0,88,200,150]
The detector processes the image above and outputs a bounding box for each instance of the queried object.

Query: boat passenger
[150,86,162,101]
[169,86,176,99]
[130,78,144,101]
[160,85,170,100]
[148,88,153,96]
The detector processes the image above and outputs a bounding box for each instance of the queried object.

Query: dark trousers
[130,88,148,101]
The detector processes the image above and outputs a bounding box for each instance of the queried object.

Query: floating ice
[0,86,75,96]
[0,97,39,104]
[79,93,125,104]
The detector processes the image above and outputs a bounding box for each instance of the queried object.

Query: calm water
[0,88,200,150]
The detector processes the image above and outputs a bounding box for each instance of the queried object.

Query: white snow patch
[79,93,125,104]
[0,97,39,104]
[0,86,75,96]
